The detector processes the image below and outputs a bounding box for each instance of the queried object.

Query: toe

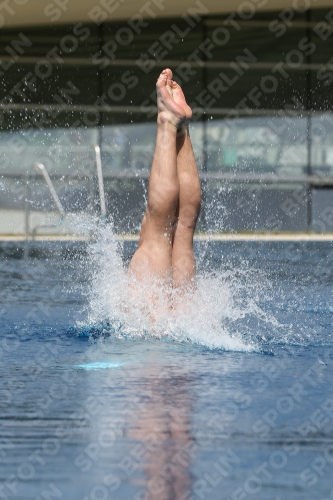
[164,68,173,80]
[156,72,167,87]
[166,83,173,97]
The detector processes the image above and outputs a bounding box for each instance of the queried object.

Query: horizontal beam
[205,20,324,27]
[2,171,333,185]
[0,56,331,71]
[0,103,331,117]
[1,233,333,242]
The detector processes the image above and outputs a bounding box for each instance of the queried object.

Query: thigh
[128,237,173,283]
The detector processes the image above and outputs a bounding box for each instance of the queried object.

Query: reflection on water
[127,363,193,500]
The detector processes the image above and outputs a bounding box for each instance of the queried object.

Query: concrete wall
[2,0,333,27]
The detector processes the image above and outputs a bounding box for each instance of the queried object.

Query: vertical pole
[88,23,105,220]
[94,146,107,221]
[307,117,312,232]
[97,23,104,169]
[88,167,94,215]
[306,8,312,232]
[24,170,30,239]
[24,169,30,258]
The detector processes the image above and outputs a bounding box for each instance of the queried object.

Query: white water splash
[74,219,282,352]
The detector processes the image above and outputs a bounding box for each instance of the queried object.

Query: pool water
[1,239,333,500]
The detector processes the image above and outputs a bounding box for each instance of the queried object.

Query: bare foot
[170,79,192,124]
[156,69,186,128]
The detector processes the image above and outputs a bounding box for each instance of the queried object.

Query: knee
[179,191,201,229]
[148,182,179,218]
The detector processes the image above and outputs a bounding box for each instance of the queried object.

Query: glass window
[312,187,333,232]
[0,126,98,174]
[311,113,333,175]
[204,181,308,231]
[101,120,156,172]
[206,115,307,175]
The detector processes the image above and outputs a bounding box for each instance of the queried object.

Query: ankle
[177,124,189,137]
[157,112,178,130]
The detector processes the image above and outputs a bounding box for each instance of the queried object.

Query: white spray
[72,217,285,352]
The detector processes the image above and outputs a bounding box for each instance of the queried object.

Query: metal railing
[24,145,107,240]
[93,145,106,222]
[25,162,65,240]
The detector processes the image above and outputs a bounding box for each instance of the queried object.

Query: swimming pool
[1,238,333,500]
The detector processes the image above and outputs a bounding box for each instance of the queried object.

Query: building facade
[1,0,333,234]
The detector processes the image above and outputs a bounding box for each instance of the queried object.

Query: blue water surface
[1,240,333,500]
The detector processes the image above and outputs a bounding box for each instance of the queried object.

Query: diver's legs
[128,69,186,281]
[172,124,202,288]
